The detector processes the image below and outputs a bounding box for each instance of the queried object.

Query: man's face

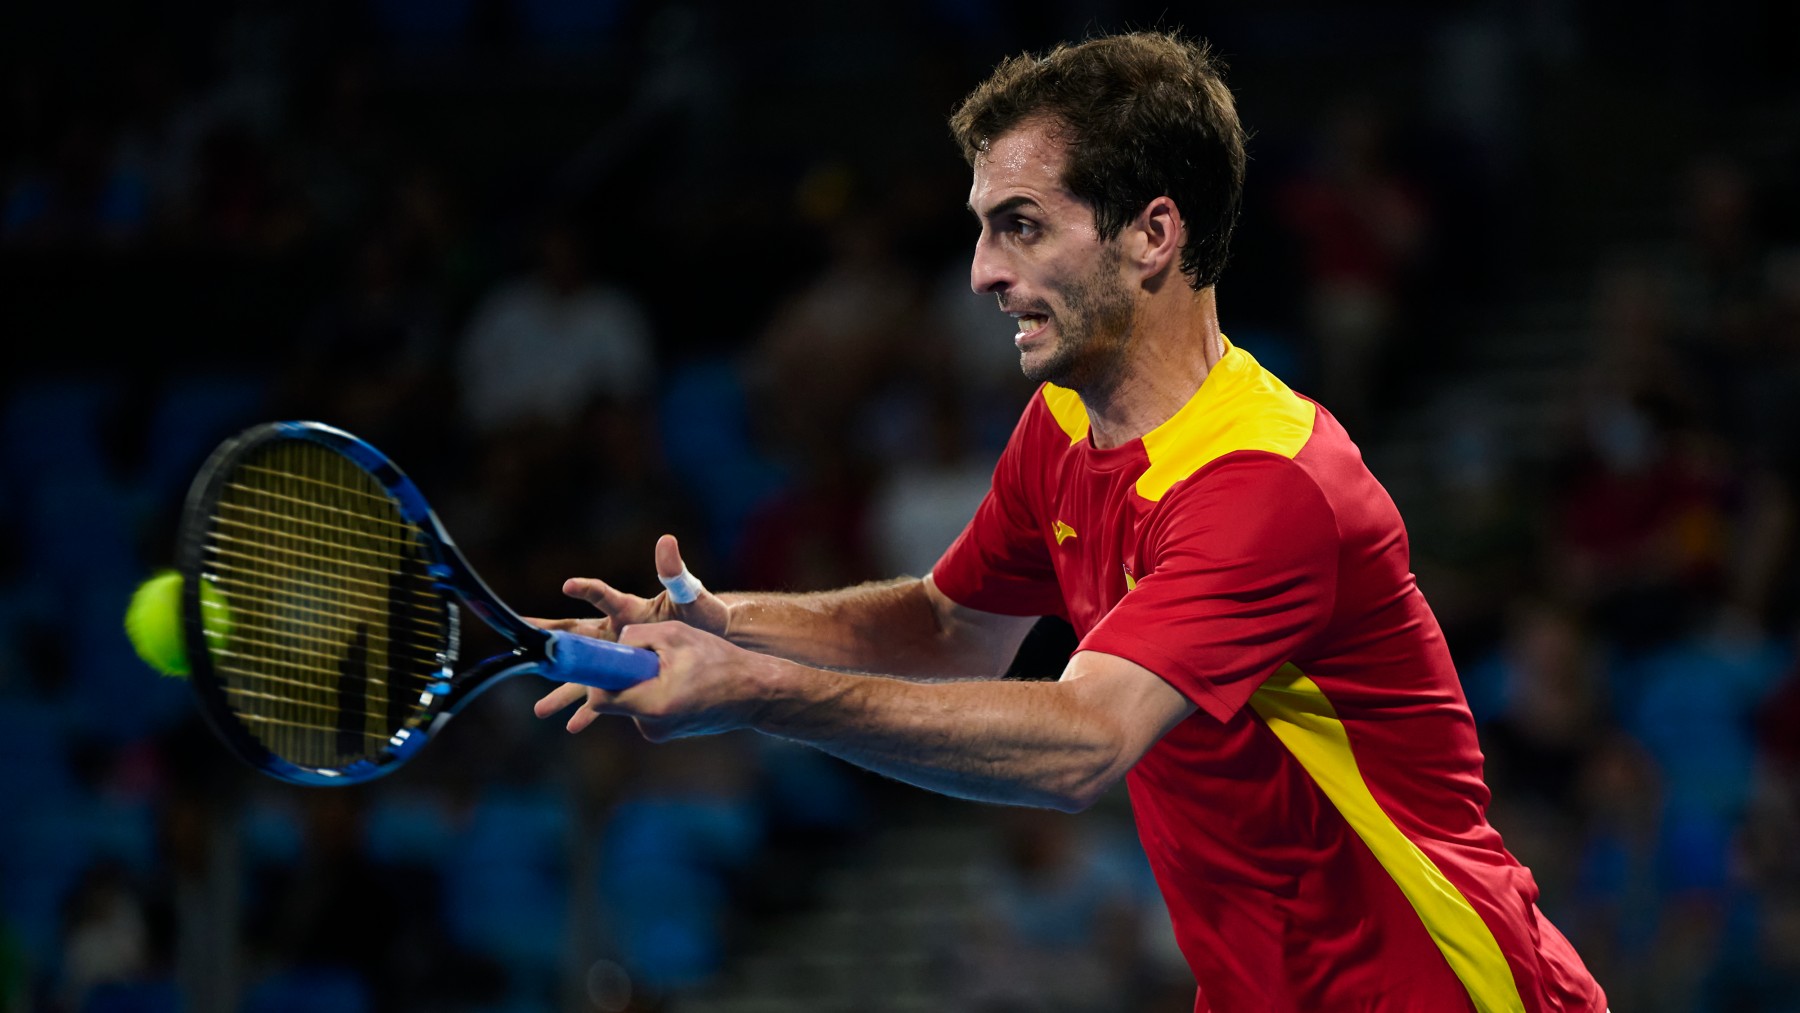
[968,121,1136,392]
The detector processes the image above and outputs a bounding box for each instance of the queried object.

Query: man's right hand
[530,533,729,721]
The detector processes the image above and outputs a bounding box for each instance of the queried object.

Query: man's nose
[970,235,1012,296]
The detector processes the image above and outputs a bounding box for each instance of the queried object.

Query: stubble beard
[1020,246,1137,403]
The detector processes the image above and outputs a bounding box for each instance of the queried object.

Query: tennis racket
[176,420,659,786]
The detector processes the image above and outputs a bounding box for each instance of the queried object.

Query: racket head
[176,421,539,785]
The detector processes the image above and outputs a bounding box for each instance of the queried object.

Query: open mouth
[1013,313,1049,344]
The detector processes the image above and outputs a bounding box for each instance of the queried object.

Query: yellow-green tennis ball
[123,571,233,678]
[125,570,189,677]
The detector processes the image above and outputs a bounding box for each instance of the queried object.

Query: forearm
[749,658,1126,811]
[720,578,1014,679]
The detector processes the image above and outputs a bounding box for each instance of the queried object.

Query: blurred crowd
[2,1,1799,1011]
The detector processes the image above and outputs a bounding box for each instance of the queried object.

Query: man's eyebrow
[968,195,1041,219]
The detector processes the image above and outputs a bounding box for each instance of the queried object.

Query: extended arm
[542,619,1197,812]
[751,648,1196,810]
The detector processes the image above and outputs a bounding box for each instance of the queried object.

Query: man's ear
[1128,196,1184,281]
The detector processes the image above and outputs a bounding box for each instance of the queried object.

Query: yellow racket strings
[200,441,447,769]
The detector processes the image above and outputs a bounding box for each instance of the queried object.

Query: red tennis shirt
[932,339,1607,1013]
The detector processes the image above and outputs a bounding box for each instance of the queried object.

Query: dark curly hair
[949,31,1247,290]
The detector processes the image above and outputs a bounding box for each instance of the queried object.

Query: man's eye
[1011,218,1039,238]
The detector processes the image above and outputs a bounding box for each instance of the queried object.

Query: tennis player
[536,31,1607,1012]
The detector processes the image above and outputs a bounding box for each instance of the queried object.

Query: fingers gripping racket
[176,421,658,786]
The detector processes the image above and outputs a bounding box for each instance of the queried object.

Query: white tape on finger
[659,565,705,605]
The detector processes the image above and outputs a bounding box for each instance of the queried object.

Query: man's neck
[1082,290,1225,449]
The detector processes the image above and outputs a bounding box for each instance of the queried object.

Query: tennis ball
[124,570,233,678]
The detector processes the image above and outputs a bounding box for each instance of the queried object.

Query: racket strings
[233,462,418,509]
[216,485,424,545]
[200,439,450,770]
[190,589,439,648]
[202,540,445,620]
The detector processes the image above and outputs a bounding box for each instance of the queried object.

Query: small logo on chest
[1123,565,1138,591]
[1052,520,1078,545]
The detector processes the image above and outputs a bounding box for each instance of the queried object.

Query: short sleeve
[1080,454,1339,722]
[931,405,1067,618]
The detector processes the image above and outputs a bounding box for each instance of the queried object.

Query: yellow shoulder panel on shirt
[1041,384,1090,444]
[1136,339,1316,502]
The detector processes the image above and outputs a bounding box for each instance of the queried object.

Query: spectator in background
[1626,603,1791,859]
[1567,733,1669,1012]
[867,388,996,581]
[748,192,924,462]
[1548,261,1731,653]
[56,861,157,1011]
[1611,632,1783,1007]
[1566,600,1789,1013]
[1473,599,1610,807]
[732,190,924,591]
[456,219,654,439]
[853,215,1038,589]
[958,808,1149,1012]
[1403,395,1539,663]
[1468,599,1610,924]
[1277,98,1431,436]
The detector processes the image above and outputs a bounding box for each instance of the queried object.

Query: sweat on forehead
[971,122,1074,188]
[972,114,1074,161]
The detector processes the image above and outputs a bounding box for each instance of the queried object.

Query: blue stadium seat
[362,793,456,869]
[597,795,763,994]
[441,789,570,977]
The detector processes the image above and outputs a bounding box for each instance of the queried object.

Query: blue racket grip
[542,630,660,689]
